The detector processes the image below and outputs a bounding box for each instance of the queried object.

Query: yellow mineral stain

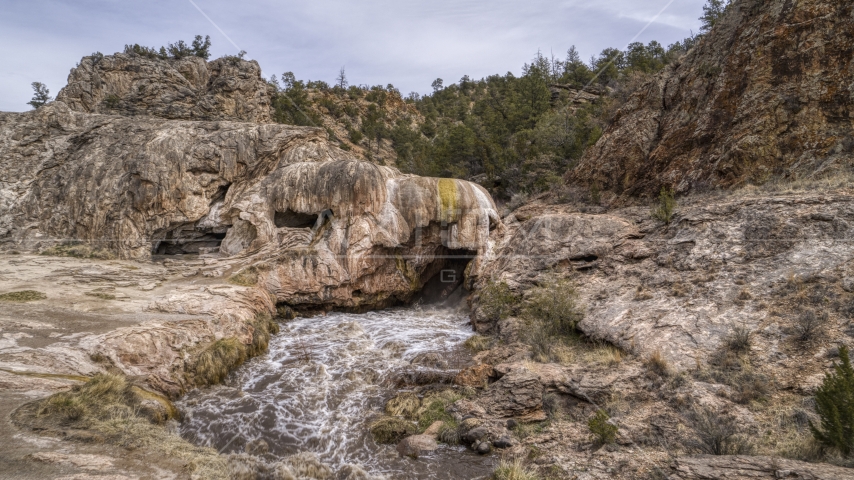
[438,178,458,223]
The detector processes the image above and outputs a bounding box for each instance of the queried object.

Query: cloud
[0,0,705,112]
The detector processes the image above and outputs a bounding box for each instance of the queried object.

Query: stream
[176,307,498,479]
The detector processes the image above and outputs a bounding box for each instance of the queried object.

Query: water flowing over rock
[568,0,854,196]
[56,53,273,123]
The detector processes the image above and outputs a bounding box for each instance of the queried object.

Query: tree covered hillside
[268,37,696,202]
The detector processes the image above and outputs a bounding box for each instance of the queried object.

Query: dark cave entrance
[151,223,228,255]
[413,248,477,306]
[274,209,319,229]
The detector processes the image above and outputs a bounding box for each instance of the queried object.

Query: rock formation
[0,101,499,310]
[56,53,273,123]
[568,0,854,196]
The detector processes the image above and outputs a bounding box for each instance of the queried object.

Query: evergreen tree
[191,35,212,59]
[27,82,51,109]
[700,0,730,33]
[810,345,854,455]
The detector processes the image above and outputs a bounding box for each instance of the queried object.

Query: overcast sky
[1,0,706,112]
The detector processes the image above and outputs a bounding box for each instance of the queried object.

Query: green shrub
[103,94,121,109]
[521,277,583,361]
[522,277,582,337]
[651,186,676,224]
[811,345,854,455]
[587,409,618,444]
[723,325,752,354]
[478,280,517,323]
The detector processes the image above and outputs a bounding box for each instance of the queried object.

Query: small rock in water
[245,438,269,455]
[410,352,448,369]
[396,434,438,458]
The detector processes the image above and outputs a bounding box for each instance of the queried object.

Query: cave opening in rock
[413,248,477,305]
[275,209,319,229]
[151,223,228,255]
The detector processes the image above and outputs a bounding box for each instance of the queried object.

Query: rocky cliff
[56,53,273,123]
[568,0,854,196]
[0,101,499,310]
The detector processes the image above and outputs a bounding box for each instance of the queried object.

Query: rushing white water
[177,307,497,479]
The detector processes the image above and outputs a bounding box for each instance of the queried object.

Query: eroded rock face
[568,0,854,196]
[56,53,273,123]
[0,102,500,310]
[476,193,854,372]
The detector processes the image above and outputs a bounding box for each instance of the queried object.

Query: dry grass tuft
[492,459,541,480]
[384,393,421,419]
[685,406,754,455]
[194,338,247,386]
[464,334,494,353]
[645,350,670,377]
[0,290,47,302]
[33,374,228,479]
[193,313,279,386]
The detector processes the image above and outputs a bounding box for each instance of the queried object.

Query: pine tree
[27,82,51,109]
[810,345,854,455]
[700,0,730,33]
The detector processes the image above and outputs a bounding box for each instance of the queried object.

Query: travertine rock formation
[56,53,273,123]
[0,102,499,310]
[568,0,854,196]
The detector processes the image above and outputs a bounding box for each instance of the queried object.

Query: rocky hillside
[567,0,854,197]
[56,52,273,123]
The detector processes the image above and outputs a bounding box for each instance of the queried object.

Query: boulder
[475,368,545,420]
[396,435,438,458]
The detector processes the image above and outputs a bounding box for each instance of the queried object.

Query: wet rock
[396,434,438,458]
[422,421,444,438]
[245,438,270,456]
[336,464,373,480]
[410,352,448,369]
[476,368,545,420]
